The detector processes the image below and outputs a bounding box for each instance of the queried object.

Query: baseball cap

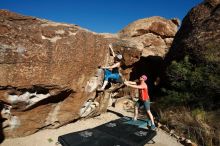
[141,75,147,81]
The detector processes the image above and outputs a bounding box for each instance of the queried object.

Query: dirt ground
[1,107,183,146]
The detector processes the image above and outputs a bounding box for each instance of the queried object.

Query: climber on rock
[97,44,123,91]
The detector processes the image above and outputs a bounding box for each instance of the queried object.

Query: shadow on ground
[58,116,156,146]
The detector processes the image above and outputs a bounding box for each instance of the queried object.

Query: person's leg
[134,100,141,120]
[147,110,155,126]
[104,69,111,78]
[134,106,138,120]
[99,80,108,90]
[97,69,111,91]
[107,73,119,81]
[99,73,119,91]
[144,100,156,129]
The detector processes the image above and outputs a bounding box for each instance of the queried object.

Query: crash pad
[58,116,156,146]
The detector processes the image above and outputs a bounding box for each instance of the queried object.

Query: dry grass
[158,107,220,146]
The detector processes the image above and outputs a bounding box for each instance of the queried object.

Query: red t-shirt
[139,88,149,101]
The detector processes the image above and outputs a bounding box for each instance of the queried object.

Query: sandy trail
[1,107,182,146]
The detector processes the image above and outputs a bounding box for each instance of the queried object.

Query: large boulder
[118,16,180,57]
[162,1,220,145]
[165,0,220,64]
[116,17,179,90]
[0,10,112,137]
[0,10,109,88]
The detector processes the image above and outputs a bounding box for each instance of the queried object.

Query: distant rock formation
[115,16,179,85]
[165,0,220,64]
[0,10,178,138]
[118,16,180,57]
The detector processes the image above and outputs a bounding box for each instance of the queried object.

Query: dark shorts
[135,99,150,111]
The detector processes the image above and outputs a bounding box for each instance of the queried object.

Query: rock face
[0,10,109,88]
[165,0,220,64]
[116,17,179,90]
[0,10,178,138]
[0,10,111,137]
[118,16,180,57]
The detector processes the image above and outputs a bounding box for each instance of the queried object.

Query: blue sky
[1,0,202,33]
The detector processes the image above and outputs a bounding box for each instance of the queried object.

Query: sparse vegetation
[47,138,53,143]
[192,108,206,121]
[160,56,220,110]
[158,55,220,146]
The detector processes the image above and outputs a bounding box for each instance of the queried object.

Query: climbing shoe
[133,117,137,121]
[151,124,156,130]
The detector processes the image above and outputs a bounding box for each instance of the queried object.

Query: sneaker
[133,117,137,121]
[151,124,156,130]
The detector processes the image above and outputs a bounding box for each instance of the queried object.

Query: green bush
[191,108,206,121]
[160,56,220,109]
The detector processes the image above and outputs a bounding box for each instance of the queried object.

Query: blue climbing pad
[58,116,156,146]
[124,117,152,128]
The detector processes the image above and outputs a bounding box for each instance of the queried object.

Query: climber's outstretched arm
[109,44,115,57]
